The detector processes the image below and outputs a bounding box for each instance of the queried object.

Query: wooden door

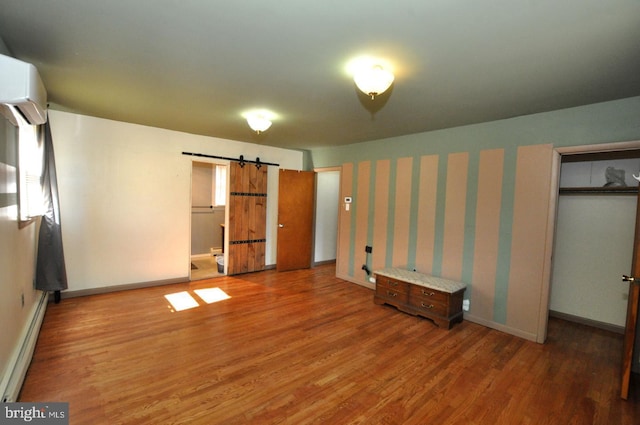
[621,185,640,399]
[277,169,315,272]
[227,162,267,275]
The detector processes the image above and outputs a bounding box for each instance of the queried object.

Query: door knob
[622,275,637,282]
[278,223,284,228]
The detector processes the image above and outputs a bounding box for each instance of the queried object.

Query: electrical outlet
[369,277,376,284]
[462,299,470,312]
[365,245,372,253]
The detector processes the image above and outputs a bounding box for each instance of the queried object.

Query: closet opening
[547,142,640,375]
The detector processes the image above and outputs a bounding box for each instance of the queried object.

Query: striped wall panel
[392,157,413,268]
[372,160,390,272]
[507,144,553,336]
[415,155,438,274]
[354,161,371,280]
[336,163,353,280]
[441,152,469,281]
[470,149,505,320]
[336,144,553,340]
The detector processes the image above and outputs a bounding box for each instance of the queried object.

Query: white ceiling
[1,1,639,151]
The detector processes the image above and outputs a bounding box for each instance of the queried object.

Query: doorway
[273,167,340,272]
[276,169,316,272]
[314,168,340,265]
[546,141,640,369]
[190,160,228,280]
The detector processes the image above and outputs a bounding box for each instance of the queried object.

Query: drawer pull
[386,291,397,297]
[388,281,398,287]
[422,290,435,296]
[421,303,434,309]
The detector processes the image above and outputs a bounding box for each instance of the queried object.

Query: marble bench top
[374,268,467,294]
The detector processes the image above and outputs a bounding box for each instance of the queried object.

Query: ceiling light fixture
[243,110,274,134]
[353,63,394,100]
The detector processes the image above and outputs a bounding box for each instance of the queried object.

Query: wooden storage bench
[373,268,467,329]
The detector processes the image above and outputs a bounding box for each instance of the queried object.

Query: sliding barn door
[227,162,267,275]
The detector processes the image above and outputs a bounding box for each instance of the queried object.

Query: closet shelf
[559,186,639,195]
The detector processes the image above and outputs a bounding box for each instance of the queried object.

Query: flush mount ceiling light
[243,109,274,134]
[247,114,271,133]
[353,62,395,100]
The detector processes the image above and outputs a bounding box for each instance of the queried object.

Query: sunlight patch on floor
[164,291,199,312]
[164,287,231,312]
[194,287,231,304]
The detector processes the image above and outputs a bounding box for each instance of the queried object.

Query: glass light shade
[246,114,272,133]
[353,65,394,99]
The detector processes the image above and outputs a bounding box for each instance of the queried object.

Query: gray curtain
[35,121,68,292]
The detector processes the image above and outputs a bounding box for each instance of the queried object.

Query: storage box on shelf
[373,268,466,329]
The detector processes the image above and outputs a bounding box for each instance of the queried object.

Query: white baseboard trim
[191,251,221,260]
[336,272,375,290]
[1,290,48,402]
[312,259,336,267]
[191,254,214,260]
[59,277,189,299]
[548,310,624,334]
[463,313,539,342]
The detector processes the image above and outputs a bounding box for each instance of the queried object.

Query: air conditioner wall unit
[0,54,47,126]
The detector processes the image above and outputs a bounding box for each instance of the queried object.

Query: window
[15,111,44,222]
[214,165,227,206]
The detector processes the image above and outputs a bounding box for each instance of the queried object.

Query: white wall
[192,161,215,207]
[314,170,339,263]
[0,114,43,399]
[191,207,225,255]
[551,157,640,327]
[49,110,303,292]
[550,194,635,326]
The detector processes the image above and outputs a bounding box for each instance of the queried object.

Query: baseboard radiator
[1,291,48,402]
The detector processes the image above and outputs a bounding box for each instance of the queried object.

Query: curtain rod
[182,151,279,168]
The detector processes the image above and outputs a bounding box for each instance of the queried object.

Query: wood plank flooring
[19,264,640,424]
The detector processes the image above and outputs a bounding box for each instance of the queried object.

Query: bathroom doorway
[190,160,228,280]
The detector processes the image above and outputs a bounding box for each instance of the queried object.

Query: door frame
[188,158,230,279]
[540,140,640,342]
[313,166,341,267]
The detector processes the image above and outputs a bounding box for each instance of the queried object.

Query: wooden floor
[19,264,640,424]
